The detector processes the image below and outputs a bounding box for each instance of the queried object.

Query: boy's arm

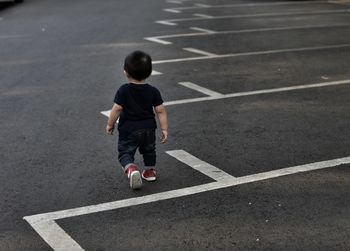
[155,104,168,143]
[106,103,123,135]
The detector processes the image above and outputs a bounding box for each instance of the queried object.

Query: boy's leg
[118,131,137,171]
[118,131,142,189]
[139,129,157,181]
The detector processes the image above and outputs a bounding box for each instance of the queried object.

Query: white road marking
[328,0,350,5]
[178,82,223,97]
[164,8,182,13]
[101,110,111,117]
[145,23,350,45]
[167,0,184,4]
[24,219,83,251]
[151,70,162,76]
[101,78,350,116]
[167,0,195,4]
[164,79,350,106]
[24,152,350,250]
[156,9,350,25]
[165,0,329,12]
[156,20,178,26]
[145,29,216,45]
[194,4,212,8]
[190,27,216,33]
[153,44,350,64]
[144,37,173,45]
[193,13,214,18]
[166,150,234,181]
[183,47,218,57]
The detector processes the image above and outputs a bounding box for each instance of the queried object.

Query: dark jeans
[118,129,156,170]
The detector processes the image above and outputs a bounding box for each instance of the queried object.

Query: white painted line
[164,4,212,13]
[24,155,350,222]
[155,20,178,26]
[183,47,218,57]
[167,0,184,4]
[328,0,350,5]
[194,4,212,8]
[144,36,173,45]
[164,79,350,106]
[24,152,350,250]
[145,29,215,45]
[190,27,216,33]
[25,181,224,222]
[155,9,350,25]
[178,82,223,97]
[23,218,84,251]
[151,70,162,76]
[166,150,234,181]
[101,110,111,117]
[153,44,350,64]
[193,13,214,18]
[101,78,350,116]
[167,0,329,12]
[232,156,350,186]
[146,23,350,45]
[163,8,182,13]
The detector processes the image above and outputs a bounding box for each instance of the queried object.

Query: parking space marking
[166,150,234,181]
[178,82,223,97]
[156,9,350,26]
[183,47,218,57]
[167,0,193,4]
[152,44,350,64]
[164,1,329,13]
[24,219,83,251]
[164,8,182,13]
[145,23,350,45]
[165,79,350,106]
[144,36,173,45]
[167,0,183,4]
[190,27,216,33]
[193,13,214,18]
[156,20,178,26]
[151,70,162,76]
[329,0,350,5]
[101,79,350,117]
[24,152,350,251]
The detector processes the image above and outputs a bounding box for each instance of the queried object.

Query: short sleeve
[153,87,163,107]
[114,85,127,107]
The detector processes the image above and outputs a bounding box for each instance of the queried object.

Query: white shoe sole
[130,171,142,189]
[142,173,157,182]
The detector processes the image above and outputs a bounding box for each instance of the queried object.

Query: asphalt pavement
[1,0,350,250]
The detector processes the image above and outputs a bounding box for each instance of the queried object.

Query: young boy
[106,51,168,190]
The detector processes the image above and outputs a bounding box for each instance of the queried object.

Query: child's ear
[124,70,131,78]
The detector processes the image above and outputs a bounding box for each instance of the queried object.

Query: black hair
[124,51,152,81]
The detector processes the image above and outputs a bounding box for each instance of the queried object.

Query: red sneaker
[142,169,157,181]
[126,165,142,189]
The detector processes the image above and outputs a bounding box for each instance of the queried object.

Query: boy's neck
[128,78,146,85]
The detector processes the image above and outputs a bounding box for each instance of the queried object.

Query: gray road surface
[1,0,349,250]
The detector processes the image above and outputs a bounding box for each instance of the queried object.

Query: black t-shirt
[114,83,163,133]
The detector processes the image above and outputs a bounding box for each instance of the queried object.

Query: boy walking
[106,51,168,189]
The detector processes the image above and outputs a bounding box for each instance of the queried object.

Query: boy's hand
[160,130,168,143]
[106,125,114,135]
